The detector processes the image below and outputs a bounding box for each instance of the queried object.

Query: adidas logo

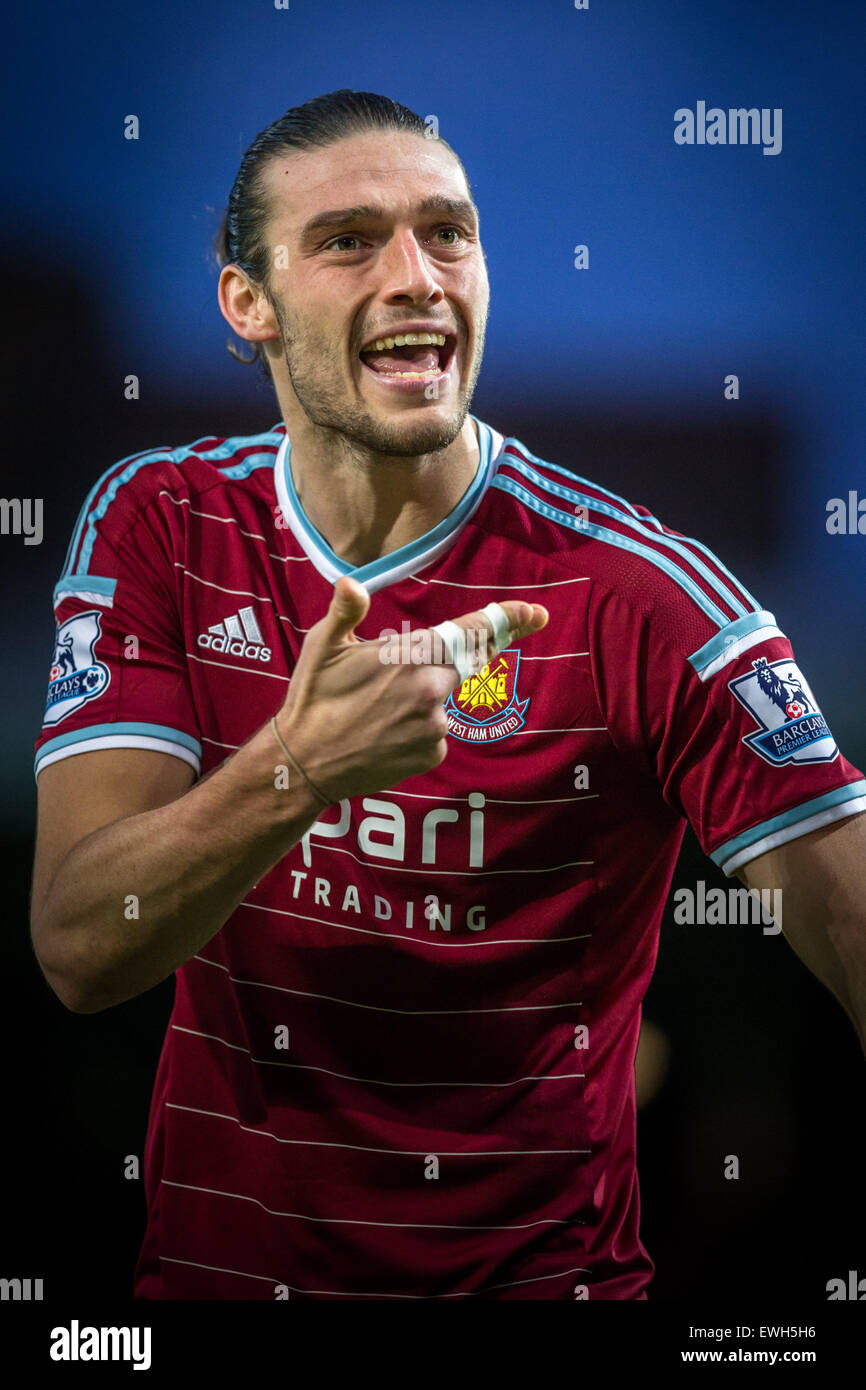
[197,605,272,663]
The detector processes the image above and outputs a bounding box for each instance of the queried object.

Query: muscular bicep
[31,749,195,928]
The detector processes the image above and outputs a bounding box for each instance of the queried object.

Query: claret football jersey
[35,415,865,1300]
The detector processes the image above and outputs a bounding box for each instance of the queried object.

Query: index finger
[429,599,548,687]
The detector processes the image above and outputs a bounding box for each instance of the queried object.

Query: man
[31,90,866,1301]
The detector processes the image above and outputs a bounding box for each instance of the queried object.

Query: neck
[283,415,481,569]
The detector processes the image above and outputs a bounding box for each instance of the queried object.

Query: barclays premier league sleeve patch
[44,610,111,727]
[727,656,839,766]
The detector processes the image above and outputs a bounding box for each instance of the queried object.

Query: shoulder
[488,432,771,660]
[58,424,285,578]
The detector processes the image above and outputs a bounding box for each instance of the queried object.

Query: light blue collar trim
[274,416,501,594]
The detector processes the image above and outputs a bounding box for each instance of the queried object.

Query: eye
[324,234,363,252]
[322,226,467,254]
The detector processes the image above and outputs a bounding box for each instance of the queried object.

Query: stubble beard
[272,296,487,461]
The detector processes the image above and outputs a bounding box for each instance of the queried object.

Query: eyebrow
[298,196,479,246]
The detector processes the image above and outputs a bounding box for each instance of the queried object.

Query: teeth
[378,369,443,378]
[361,332,447,352]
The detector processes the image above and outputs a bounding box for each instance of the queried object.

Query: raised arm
[31,579,548,1013]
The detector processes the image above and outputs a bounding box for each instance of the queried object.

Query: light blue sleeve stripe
[502,440,763,612]
[35,721,202,766]
[502,454,754,619]
[61,468,123,581]
[60,446,171,581]
[491,475,732,627]
[217,452,281,481]
[77,456,169,575]
[53,574,117,603]
[688,610,779,675]
[69,430,283,577]
[709,781,866,868]
[193,429,282,463]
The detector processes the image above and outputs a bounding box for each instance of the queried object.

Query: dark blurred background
[2,0,864,1302]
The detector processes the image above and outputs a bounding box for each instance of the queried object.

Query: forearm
[32,723,324,1013]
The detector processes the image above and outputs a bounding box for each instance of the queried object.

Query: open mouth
[358,331,457,382]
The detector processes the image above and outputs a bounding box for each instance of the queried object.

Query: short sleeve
[589,586,866,877]
[34,481,201,779]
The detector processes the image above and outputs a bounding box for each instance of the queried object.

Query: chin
[372,411,465,458]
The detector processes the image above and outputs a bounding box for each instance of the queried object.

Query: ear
[217,264,281,346]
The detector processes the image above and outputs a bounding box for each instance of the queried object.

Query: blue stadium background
[2,0,863,1302]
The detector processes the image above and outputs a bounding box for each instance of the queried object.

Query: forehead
[260,130,471,234]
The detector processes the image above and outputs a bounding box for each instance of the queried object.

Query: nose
[377,226,444,304]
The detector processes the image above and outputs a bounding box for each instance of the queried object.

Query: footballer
[30,90,866,1300]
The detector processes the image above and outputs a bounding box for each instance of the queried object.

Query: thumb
[320,575,371,645]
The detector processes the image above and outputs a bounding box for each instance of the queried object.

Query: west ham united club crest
[445,648,530,743]
[728,656,838,767]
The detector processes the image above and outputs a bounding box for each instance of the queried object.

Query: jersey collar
[273,415,503,594]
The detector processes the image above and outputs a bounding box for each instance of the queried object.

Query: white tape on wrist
[480,601,511,650]
[430,619,474,683]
